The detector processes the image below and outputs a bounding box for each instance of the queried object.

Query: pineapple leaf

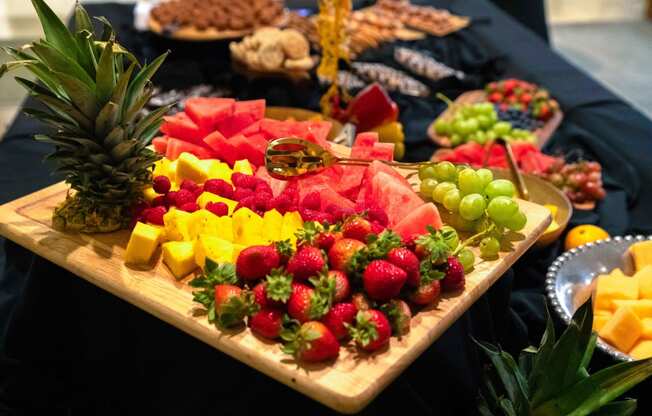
[579,331,597,370]
[74,3,94,33]
[0,59,39,77]
[30,0,79,58]
[103,126,125,149]
[528,303,556,394]
[95,102,119,138]
[133,104,173,141]
[124,86,153,125]
[34,134,78,151]
[109,140,137,162]
[96,40,116,104]
[23,108,82,133]
[77,30,99,71]
[0,49,66,99]
[31,41,95,88]
[124,52,168,115]
[137,119,164,146]
[518,349,535,380]
[94,41,139,65]
[94,16,115,42]
[111,61,136,115]
[499,398,518,416]
[52,71,98,119]
[590,399,637,416]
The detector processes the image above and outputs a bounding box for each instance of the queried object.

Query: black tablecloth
[2,1,652,414]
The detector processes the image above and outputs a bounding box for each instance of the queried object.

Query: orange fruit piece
[564,224,609,251]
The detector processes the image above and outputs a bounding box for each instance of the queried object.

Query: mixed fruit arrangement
[485,78,560,122]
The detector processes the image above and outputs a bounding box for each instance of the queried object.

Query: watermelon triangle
[184,97,235,132]
[393,203,443,240]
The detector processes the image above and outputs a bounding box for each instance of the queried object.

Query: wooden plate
[427,90,564,148]
[265,106,343,141]
[0,145,550,414]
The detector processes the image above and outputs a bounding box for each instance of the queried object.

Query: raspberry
[270,194,293,214]
[152,175,171,194]
[179,179,199,193]
[255,181,273,197]
[234,187,255,201]
[179,202,199,213]
[165,191,178,206]
[206,201,229,216]
[204,179,234,199]
[192,185,204,200]
[174,189,195,207]
[367,207,389,227]
[326,204,355,222]
[232,173,257,189]
[254,193,272,212]
[301,191,321,210]
[235,196,256,211]
[131,200,150,218]
[151,195,167,207]
[144,206,166,225]
[299,208,333,224]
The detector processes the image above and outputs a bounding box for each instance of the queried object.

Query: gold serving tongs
[265,137,423,180]
[484,137,530,200]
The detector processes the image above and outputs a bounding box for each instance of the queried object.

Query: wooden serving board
[427,90,564,148]
[0,161,551,414]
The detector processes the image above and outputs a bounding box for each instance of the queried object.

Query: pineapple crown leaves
[347,310,379,347]
[476,299,652,416]
[347,230,403,279]
[307,269,336,320]
[294,221,325,247]
[274,239,295,259]
[280,321,320,358]
[264,268,293,303]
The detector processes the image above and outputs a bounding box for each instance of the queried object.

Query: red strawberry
[363,260,408,301]
[287,282,332,323]
[252,269,293,308]
[180,179,200,194]
[281,321,339,362]
[441,256,465,292]
[143,206,166,225]
[321,302,357,339]
[315,232,337,251]
[519,93,532,105]
[236,245,281,281]
[409,280,441,305]
[152,175,171,194]
[206,201,229,217]
[349,309,391,352]
[328,238,366,271]
[204,179,234,199]
[352,292,372,311]
[488,92,503,103]
[301,191,321,210]
[286,246,325,281]
[386,247,420,288]
[342,216,372,242]
[329,270,351,302]
[249,308,284,339]
[381,299,411,336]
[214,284,257,328]
[179,202,199,212]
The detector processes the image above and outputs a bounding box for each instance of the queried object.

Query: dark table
[2,1,652,415]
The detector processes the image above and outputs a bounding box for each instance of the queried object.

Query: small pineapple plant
[0,0,170,232]
[476,300,652,416]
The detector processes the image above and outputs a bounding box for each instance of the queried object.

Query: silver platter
[545,234,652,361]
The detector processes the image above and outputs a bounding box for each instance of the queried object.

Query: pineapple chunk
[233,159,254,175]
[176,152,209,184]
[187,209,213,240]
[125,222,164,265]
[641,318,652,339]
[208,161,233,184]
[599,306,642,352]
[594,273,639,309]
[194,234,235,269]
[280,211,304,247]
[628,240,652,272]
[196,192,238,213]
[232,207,265,245]
[168,160,179,184]
[611,299,652,318]
[635,265,652,299]
[593,314,612,332]
[162,241,197,279]
[233,243,246,262]
[609,268,626,278]
[262,209,284,243]
[629,340,652,359]
[163,207,192,241]
[143,186,159,203]
[153,158,171,178]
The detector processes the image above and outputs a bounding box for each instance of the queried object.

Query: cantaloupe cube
[641,318,652,339]
[162,240,196,279]
[196,192,238,213]
[233,159,254,175]
[125,222,164,265]
[629,241,652,272]
[143,186,159,203]
[262,209,284,243]
[599,306,642,352]
[232,207,264,245]
[593,314,612,332]
[635,266,652,299]
[207,161,233,184]
[611,299,652,318]
[163,207,192,241]
[280,211,303,247]
[594,274,639,309]
[194,235,234,269]
[629,340,652,359]
[176,152,209,184]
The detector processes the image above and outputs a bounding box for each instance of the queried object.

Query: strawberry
[204,179,234,199]
[349,310,391,352]
[315,232,337,251]
[519,92,532,105]
[143,206,166,225]
[152,175,171,194]
[213,284,258,328]
[386,247,420,288]
[328,238,366,271]
[441,256,465,292]
[321,302,357,339]
[488,92,503,103]
[281,321,339,362]
[252,268,292,308]
[287,282,333,323]
[352,292,372,311]
[409,280,441,306]
[236,245,281,281]
[342,216,372,242]
[380,299,411,336]
[249,308,285,339]
[329,270,351,302]
[286,246,325,281]
[362,260,407,301]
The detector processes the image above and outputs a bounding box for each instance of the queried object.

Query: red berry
[370,222,385,234]
[409,280,441,306]
[235,196,256,212]
[179,202,199,213]
[206,201,229,216]
[131,200,150,219]
[249,308,284,339]
[270,194,293,214]
[321,302,357,339]
[234,187,255,201]
[363,260,408,301]
[342,216,372,242]
[301,192,321,211]
[151,195,167,207]
[180,179,199,193]
[349,309,391,352]
[174,189,195,207]
[165,190,178,207]
[204,179,234,199]
[315,232,337,252]
[287,246,326,281]
[236,245,281,281]
[232,173,257,189]
[152,175,171,194]
[255,181,273,197]
[441,256,465,292]
[329,270,351,302]
[144,206,167,225]
[386,247,421,288]
[253,193,272,212]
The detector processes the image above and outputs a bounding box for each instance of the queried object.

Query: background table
[2,0,652,414]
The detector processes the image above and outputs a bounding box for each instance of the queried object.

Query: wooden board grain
[0,168,550,414]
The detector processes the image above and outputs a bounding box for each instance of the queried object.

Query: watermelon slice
[351,142,394,161]
[256,166,288,197]
[165,137,214,160]
[353,132,379,148]
[203,130,238,166]
[217,99,266,138]
[357,161,411,206]
[184,97,235,132]
[152,136,169,155]
[393,203,443,240]
[230,133,268,167]
[300,120,332,144]
[160,112,207,144]
[366,171,424,227]
[337,165,366,200]
[260,118,295,140]
[298,182,355,212]
[239,119,262,137]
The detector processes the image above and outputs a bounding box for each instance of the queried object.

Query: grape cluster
[496,106,544,131]
[542,160,606,204]
[418,162,527,259]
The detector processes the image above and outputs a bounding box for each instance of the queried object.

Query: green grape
[420,178,439,198]
[487,196,519,224]
[433,182,457,203]
[488,111,498,123]
[476,114,492,130]
[452,119,466,136]
[451,215,478,232]
[485,179,516,199]
[450,134,463,146]
[485,130,497,142]
[434,119,451,135]
[440,225,459,249]
[443,188,462,212]
[505,210,527,231]
[460,105,474,118]
[476,168,493,188]
[433,161,458,182]
[492,121,512,136]
[456,164,470,173]
[480,237,500,259]
[458,193,486,221]
[475,130,487,145]
[418,164,437,180]
[458,168,484,195]
[457,248,475,272]
[465,118,479,134]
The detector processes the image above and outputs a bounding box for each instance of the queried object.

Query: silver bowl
[546,234,652,361]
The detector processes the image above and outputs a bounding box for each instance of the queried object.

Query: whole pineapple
[0,0,170,232]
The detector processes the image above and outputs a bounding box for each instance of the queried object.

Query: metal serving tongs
[265,137,424,180]
[484,137,530,200]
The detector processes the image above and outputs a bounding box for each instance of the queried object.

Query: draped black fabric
[1,1,652,414]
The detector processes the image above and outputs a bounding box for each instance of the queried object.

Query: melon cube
[599,306,642,352]
[143,186,158,203]
[196,192,238,213]
[628,241,652,272]
[281,211,303,247]
[594,274,639,309]
[635,265,652,299]
[176,152,209,184]
[162,241,196,279]
[233,159,254,175]
[232,207,265,245]
[163,207,192,241]
[194,234,235,269]
[641,318,652,339]
[125,222,164,265]
[629,340,652,359]
[611,299,652,318]
[207,161,233,184]
[262,209,284,243]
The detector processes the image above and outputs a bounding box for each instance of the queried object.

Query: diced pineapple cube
[176,152,209,184]
[143,186,159,203]
[629,340,652,359]
[187,209,213,240]
[609,268,626,278]
[233,159,254,175]
[262,209,284,243]
[641,318,652,339]
[196,192,238,214]
[208,161,233,184]
[611,299,652,318]
[162,241,197,279]
[125,222,164,265]
[233,243,246,262]
[163,207,192,241]
[593,313,612,332]
[629,241,652,272]
[594,274,639,309]
[636,265,652,299]
[168,160,178,183]
[280,211,303,247]
[153,158,171,178]
[232,207,264,245]
[194,234,234,269]
[599,306,642,352]
[208,215,234,242]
